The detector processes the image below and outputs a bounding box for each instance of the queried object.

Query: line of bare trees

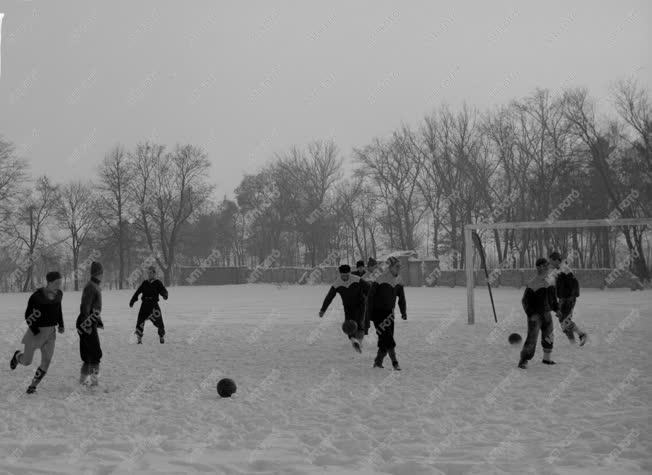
[198,80,650,280]
[0,141,213,290]
[1,79,650,292]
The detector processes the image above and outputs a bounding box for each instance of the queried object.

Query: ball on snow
[508,333,522,345]
[217,378,237,398]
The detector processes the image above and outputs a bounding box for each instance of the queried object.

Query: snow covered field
[1,284,651,475]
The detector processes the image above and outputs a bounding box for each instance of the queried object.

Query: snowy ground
[0,284,650,475]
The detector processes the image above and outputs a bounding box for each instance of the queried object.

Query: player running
[319,264,369,353]
[10,271,65,394]
[548,251,587,346]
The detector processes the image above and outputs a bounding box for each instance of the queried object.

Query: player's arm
[364,282,377,324]
[129,282,144,307]
[521,287,534,316]
[548,286,559,313]
[24,294,40,334]
[95,289,104,328]
[319,286,337,317]
[57,292,64,332]
[572,275,580,298]
[397,284,407,319]
[158,280,169,300]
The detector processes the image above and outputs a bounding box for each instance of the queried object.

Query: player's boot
[10,350,21,370]
[89,365,99,387]
[136,333,143,344]
[26,367,46,394]
[388,349,401,370]
[542,359,556,365]
[578,333,587,347]
[518,359,527,369]
[350,337,361,353]
[373,348,386,368]
[159,335,165,344]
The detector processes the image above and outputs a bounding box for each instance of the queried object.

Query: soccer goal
[465,218,652,324]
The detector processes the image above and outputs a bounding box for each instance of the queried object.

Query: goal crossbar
[464,218,652,324]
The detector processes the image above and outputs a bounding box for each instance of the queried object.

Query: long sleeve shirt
[76,277,103,333]
[365,270,407,321]
[522,274,559,317]
[321,275,369,316]
[548,267,580,299]
[130,279,168,306]
[24,288,64,334]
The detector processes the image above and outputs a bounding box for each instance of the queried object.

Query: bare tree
[129,143,213,285]
[355,130,426,252]
[0,137,29,225]
[563,87,649,281]
[98,145,133,288]
[8,176,59,291]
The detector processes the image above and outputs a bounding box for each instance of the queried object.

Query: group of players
[518,251,588,369]
[318,256,408,370]
[9,262,169,393]
[8,249,587,393]
[319,251,589,371]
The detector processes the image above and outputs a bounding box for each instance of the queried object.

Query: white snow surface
[1,284,650,475]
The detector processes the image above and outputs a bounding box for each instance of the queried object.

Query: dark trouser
[78,326,102,382]
[558,297,579,339]
[343,307,365,340]
[78,328,102,364]
[371,309,396,351]
[520,312,554,362]
[136,302,165,337]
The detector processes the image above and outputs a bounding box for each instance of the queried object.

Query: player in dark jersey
[319,264,369,353]
[10,271,65,394]
[364,256,407,370]
[129,266,169,344]
[518,258,559,369]
[548,251,587,346]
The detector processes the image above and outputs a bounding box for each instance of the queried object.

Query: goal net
[464,218,652,324]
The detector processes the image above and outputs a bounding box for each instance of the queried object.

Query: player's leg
[88,330,102,386]
[14,328,41,367]
[558,298,577,342]
[373,311,395,368]
[541,311,555,364]
[150,305,165,343]
[79,361,89,384]
[384,317,400,371]
[26,327,57,393]
[566,298,587,346]
[519,314,542,368]
[135,304,150,343]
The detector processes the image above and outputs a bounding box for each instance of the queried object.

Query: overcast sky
[0,0,650,199]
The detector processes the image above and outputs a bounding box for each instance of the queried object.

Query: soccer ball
[508,333,522,345]
[342,320,358,336]
[217,378,237,398]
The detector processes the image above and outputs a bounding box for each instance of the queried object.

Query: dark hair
[356,260,365,268]
[338,264,351,273]
[535,258,548,267]
[367,257,377,267]
[46,271,62,283]
[548,251,562,261]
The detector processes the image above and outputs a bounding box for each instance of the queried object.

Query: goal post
[465,218,652,324]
